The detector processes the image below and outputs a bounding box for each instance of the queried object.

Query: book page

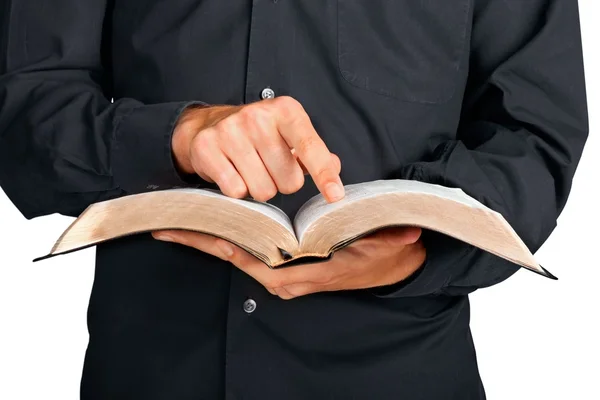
[35,187,300,266]
[293,179,484,241]
[175,188,296,236]
[294,180,547,277]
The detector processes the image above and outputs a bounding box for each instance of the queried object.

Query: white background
[1,1,598,399]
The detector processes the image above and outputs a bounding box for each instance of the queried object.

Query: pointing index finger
[274,98,344,202]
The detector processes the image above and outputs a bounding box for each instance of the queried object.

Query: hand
[172,97,344,203]
[152,227,426,299]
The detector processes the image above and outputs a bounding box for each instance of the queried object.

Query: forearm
[378,0,588,297]
[0,0,207,219]
[0,72,204,218]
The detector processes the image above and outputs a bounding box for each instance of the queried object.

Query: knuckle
[237,106,255,122]
[193,130,214,154]
[214,116,241,137]
[274,97,306,123]
[240,104,269,123]
[296,135,318,154]
[251,190,274,203]
[191,148,210,169]
[274,95,301,111]
[266,179,279,194]
[190,140,215,172]
[249,179,278,202]
[313,164,334,183]
[278,170,304,194]
[226,185,248,199]
[290,169,305,189]
[220,179,247,199]
[261,185,278,202]
[240,106,274,139]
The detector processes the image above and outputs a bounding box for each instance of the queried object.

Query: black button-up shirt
[0,1,588,399]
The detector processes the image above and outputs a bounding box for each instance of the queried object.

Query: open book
[34,179,555,279]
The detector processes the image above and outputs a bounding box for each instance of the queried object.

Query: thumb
[376,226,423,246]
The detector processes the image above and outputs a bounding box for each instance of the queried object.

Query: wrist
[172,105,204,174]
[171,104,239,175]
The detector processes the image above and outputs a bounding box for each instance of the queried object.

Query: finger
[280,282,320,298]
[293,150,341,176]
[217,122,278,202]
[290,147,309,174]
[273,286,296,300]
[234,259,315,289]
[176,232,313,292]
[254,132,305,195]
[232,259,294,289]
[236,254,341,295]
[191,129,248,198]
[399,227,423,244]
[381,226,423,245]
[357,226,423,248]
[331,153,342,174]
[273,97,344,202]
[151,230,233,261]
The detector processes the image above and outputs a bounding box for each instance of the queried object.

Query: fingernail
[154,234,174,242]
[325,181,345,202]
[216,239,235,258]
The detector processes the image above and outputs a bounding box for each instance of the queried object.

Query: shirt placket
[224,1,290,399]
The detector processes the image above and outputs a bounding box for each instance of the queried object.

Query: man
[0,1,588,399]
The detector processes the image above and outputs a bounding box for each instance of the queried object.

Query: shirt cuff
[111,101,209,194]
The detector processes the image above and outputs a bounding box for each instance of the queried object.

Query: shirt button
[261,88,275,100]
[243,299,257,314]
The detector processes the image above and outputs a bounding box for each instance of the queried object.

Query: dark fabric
[0,1,588,399]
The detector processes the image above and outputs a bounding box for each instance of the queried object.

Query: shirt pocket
[337,0,471,105]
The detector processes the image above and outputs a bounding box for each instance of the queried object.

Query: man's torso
[83,1,484,399]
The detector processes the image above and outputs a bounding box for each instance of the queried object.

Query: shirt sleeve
[375,0,589,297]
[0,0,207,219]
